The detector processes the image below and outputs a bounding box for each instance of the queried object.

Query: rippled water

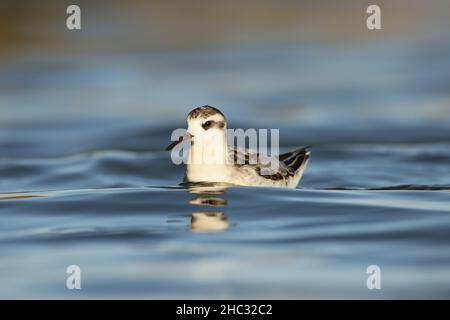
[1,40,450,298]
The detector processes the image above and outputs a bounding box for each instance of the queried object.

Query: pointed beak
[165,132,193,151]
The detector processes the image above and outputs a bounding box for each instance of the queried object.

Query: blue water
[1,40,450,298]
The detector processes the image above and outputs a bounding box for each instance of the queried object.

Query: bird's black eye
[202,120,213,129]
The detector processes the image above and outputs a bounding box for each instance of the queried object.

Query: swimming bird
[166,106,310,188]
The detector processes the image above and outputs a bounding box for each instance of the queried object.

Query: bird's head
[166,105,227,150]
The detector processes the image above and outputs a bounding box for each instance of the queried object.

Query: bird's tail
[279,146,311,186]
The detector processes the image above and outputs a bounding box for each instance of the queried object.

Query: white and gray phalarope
[166,105,310,188]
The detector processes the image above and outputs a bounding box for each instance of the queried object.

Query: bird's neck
[188,133,228,166]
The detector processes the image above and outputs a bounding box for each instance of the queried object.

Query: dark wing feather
[230,146,311,182]
[278,146,311,175]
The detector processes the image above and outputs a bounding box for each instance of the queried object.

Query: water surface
[1,9,450,298]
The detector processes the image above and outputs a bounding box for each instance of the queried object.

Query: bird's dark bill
[165,133,192,151]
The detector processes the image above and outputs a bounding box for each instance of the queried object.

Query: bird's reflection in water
[186,183,230,232]
[191,212,229,231]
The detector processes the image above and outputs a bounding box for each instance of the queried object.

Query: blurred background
[1,0,450,299]
[1,0,450,155]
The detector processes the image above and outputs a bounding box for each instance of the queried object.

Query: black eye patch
[202,120,213,130]
[202,120,225,130]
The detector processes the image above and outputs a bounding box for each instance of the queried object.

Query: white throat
[188,130,228,165]
[186,128,230,183]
